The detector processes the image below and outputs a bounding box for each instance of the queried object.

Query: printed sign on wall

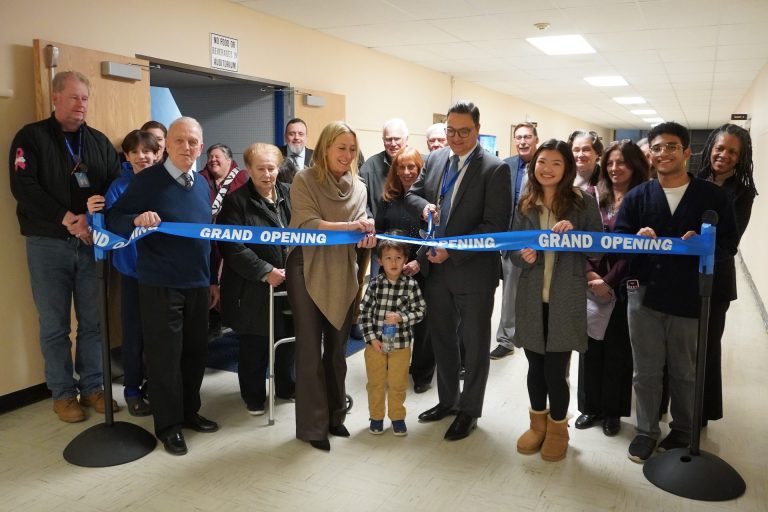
[210,33,238,72]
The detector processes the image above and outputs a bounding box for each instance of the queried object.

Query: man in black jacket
[9,70,120,423]
[614,122,738,463]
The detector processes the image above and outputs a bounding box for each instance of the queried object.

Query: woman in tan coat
[286,121,376,451]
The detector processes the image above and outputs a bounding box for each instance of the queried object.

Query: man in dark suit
[405,101,511,440]
[490,122,538,360]
[278,118,313,172]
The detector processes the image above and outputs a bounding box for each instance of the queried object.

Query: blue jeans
[26,236,103,400]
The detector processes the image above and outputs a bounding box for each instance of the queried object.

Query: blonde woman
[286,121,376,451]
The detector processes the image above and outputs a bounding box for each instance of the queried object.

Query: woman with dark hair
[575,140,650,436]
[217,143,295,415]
[513,139,602,462]
[140,120,167,160]
[696,123,757,424]
[568,130,603,191]
[286,121,376,451]
[375,147,433,393]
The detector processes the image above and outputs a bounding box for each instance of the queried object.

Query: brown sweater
[289,168,367,329]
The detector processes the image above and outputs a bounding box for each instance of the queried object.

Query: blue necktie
[437,155,459,237]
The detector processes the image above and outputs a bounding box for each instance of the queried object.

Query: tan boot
[53,397,85,423]
[517,408,548,454]
[541,415,569,462]
[79,390,120,413]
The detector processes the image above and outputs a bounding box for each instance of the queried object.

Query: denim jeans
[26,236,103,400]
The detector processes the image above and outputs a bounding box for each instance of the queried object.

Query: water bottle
[381,323,397,353]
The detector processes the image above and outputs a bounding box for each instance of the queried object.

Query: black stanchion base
[643,448,746,501]
[63,422,157,467]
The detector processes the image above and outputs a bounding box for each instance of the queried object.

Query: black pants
[524,304,571,421]
[139,285,209,437]
[237,333,295,409]
[286,248,351,441]
[577,297,633,417]
[424,263,494,418]
[120,274,145,390]
[703,300,729,420]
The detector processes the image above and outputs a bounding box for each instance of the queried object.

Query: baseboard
[737,251,768,331]
[0,383,51,414]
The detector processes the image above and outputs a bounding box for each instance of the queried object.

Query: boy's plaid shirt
[360,273,426,349]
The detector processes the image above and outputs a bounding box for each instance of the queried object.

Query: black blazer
[405,145,511,292]
[217,180,292,336]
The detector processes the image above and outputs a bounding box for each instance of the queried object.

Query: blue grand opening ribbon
[89,214,716,274]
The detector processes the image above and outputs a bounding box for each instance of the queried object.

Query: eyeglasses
[514,134,534,141]
[649,142,683,155]
[446,127,473,138]
[383,137,404,144]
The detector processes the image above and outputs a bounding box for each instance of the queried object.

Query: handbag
[586,288,616,340]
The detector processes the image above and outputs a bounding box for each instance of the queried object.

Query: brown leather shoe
[53,397,86,423]
[79,390,120,413]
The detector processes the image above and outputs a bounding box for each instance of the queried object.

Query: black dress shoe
[444,412,477,441]
[329,424,350,437]
[309,439,330,451]
[183,413,219,433]
[413,383,431,394]
[418,404,458,422]
[161,431,188,455]
[602,416,621,436]
[574,413,603,430]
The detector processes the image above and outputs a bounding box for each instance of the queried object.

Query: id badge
[74,172,91,188]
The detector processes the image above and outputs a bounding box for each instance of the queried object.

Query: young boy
[360,238,426,436]
[87,130,160,416]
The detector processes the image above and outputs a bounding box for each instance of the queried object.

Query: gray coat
[511,192,603,354]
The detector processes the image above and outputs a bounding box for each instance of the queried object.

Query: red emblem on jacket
[14,148,27,171]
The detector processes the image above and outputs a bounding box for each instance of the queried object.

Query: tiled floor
[1,265,766,511]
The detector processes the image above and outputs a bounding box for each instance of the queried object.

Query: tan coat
[289,168,367,329]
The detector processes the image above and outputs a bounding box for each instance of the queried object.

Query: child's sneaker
[369,419,384,434]
[392,420,408,436]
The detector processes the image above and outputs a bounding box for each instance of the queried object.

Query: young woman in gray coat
[512,139,603,462]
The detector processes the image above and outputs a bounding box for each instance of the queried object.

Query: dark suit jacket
[279,145,313,168]
[405,145,511,292]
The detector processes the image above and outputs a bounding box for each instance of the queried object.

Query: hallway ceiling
[232,0,768,129]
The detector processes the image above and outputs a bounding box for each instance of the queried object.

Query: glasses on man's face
[446,127,473,138]
[514,134,534,142]
[649,142,683,155]
[383,137,403,145]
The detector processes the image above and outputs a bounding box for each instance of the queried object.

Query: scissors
[418,209,437,256]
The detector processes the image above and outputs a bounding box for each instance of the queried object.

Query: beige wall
[732,63,768,302]
[0,0,609,396]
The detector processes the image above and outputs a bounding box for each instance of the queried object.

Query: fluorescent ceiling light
[526,35,596,55]
[643,117,665,123]
[584,76,628,87]
[613,96,646,105]
[631,109,657,115]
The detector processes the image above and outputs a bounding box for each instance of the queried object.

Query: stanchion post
[643,211,746,501]
[63,213,157,467]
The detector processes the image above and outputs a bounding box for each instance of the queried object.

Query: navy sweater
[106,163,212,288]
[613,175,738,318]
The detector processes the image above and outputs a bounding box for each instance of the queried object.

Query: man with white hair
[425,123,447,153]
[360,118,409,219]
[108,116,219,456]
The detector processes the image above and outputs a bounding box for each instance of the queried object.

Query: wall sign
[210,33,238,72]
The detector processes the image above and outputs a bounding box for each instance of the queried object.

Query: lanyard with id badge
[64,127,90,188]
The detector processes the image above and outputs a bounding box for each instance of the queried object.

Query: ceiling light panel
[526,34,596,55]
